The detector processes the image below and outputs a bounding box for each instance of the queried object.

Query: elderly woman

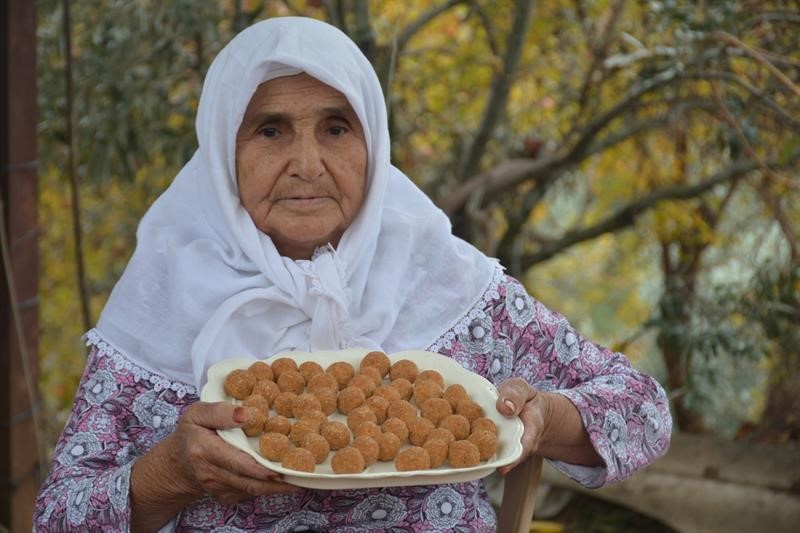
[35,17,670,532]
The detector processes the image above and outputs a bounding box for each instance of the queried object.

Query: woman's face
[235,73,368,259]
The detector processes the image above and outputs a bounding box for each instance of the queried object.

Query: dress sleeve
[500,275,672,487]
[34,335,197,531]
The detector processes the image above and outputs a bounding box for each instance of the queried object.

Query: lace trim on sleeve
[428,261,505,353]
[84,328,197,398]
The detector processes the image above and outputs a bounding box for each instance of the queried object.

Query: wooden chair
[496,455,544,533]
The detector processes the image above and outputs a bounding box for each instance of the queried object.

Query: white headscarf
[96,17,496,387]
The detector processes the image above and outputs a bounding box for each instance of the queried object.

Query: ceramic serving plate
[201,349,524,489]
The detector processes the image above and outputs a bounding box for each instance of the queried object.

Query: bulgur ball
[382,417,409,443]
[442,384,469,411]
[389,378,413,401]
[331,446,366,474]
[264,415,291,435]
[349,374,377,397]
[242,394,269,416]
[271,357,298,379]
[346,405,377,431]
[310,386,337,416]
[365,395,390,424]
[439,414,471,440]
[448,440,481,468]
[297,409,327,429]
[289,420,320,447]
[298,360,324,382]
[387,400,417,425]
[248,361,274,382]
[395,446,431,472]
[272,391,298,417]
[292,393,322,419]
[471,417,497,436]
[301,433,331,464]
[337,386,366,415]
[320,421,351,450]
[468,430,497,461]
[360,351,391,377]
[419,398,452,425]
[456,399,485,423]
[358,365,383,386]
[277,370,305,395]
[326,361,355,390]
[252,380,280,407]
[224,369,256,400]
[413,380,443,406]
[282,447,315,472]
[423,439,448,468]
[259,432,290,462]
[353,421,382,439]
[389,359,419,383]
[408,417,436,446]
[307,373,338,392]
[242,407,266,437]
[374,432,402,461]
[426,428,456,445]
[374,385,401,403]
[416,369,445,388]
[351,436,379,466]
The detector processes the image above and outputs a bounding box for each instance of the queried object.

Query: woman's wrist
[534,391,603,466]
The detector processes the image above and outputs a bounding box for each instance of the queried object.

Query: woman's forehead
[248,73,354,112]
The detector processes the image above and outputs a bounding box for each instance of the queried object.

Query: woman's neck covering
[96,17,497,387]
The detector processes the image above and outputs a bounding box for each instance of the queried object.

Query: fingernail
[233,406,247,424]
[504,399,515,411]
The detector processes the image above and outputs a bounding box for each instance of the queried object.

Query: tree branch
[396,0,469,53]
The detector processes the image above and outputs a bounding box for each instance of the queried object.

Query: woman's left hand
[494,377,553,475]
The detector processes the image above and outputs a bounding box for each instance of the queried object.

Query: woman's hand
[131,401,300,531]
[494,377,603,475]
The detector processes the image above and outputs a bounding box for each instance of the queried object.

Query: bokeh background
[7,0,800,531]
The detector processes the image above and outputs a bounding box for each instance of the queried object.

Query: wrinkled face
[235,73,368,259]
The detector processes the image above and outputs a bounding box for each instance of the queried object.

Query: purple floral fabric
[34,270,671,531]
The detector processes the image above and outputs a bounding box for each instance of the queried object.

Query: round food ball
[297,409,327,430]
[307,373,338,392]
[242,394,269,416]
[448,440,481,468]
[389,359,419,383]
[277,370,306,395]
[349,374,377,397]
[264,415,291,435]
[374,432,402,461]
[292,393,322,419]
[471,417,497,436]
[420,398,453,426]
[413,380,443,406]
[360,351,391,377]
[310,387,337,416]
[395,446,431,472]
[272,391,298,417]
[442,384,469,411]
[416,369,444,388]
[389,378,413,401]
[439,414,471,440]
[249,361,274,382]
[423,439,448,468]
[387,400,417,425]
[374,385,401,403]
[353,421,382,439]
[426,428,456,445]
[346,405,377,431]
[365,394,389,424]
[456,399,485,423]
[358,365,383,386]
[224,369,256,400]
[242,407,266,437]
[301,433,331,464]
[290,420,320,447]
[408,417,436,446]
[320,421,351,450]
[382,417,409,443]
[259,432,290,462]
[271,357,298,379]
[337,386,366,415]
[298,360,324,382]
[282,447,315,472]
[351,436,379,466]
[326,361,355,390]
[468,430,498,461]
[252,380,280,407]
[331,446,365,474]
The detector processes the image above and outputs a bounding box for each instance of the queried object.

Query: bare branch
[396,0,469,53]
[352,0,375,59]
[470,2,499,56]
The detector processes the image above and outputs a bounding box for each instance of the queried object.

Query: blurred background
[2,0,799,531]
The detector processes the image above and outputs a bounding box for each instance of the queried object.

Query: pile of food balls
[223,351,499,474]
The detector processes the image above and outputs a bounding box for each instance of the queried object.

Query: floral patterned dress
[34,268,672,532]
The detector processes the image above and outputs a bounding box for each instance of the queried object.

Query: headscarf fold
[97,17,497,387]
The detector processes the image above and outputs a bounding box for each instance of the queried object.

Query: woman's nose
[287,133,325,180]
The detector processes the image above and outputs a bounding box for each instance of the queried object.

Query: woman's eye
[329,126,347,136]
[260,127,279,138]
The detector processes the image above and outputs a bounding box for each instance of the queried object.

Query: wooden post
[0,0,41,531]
